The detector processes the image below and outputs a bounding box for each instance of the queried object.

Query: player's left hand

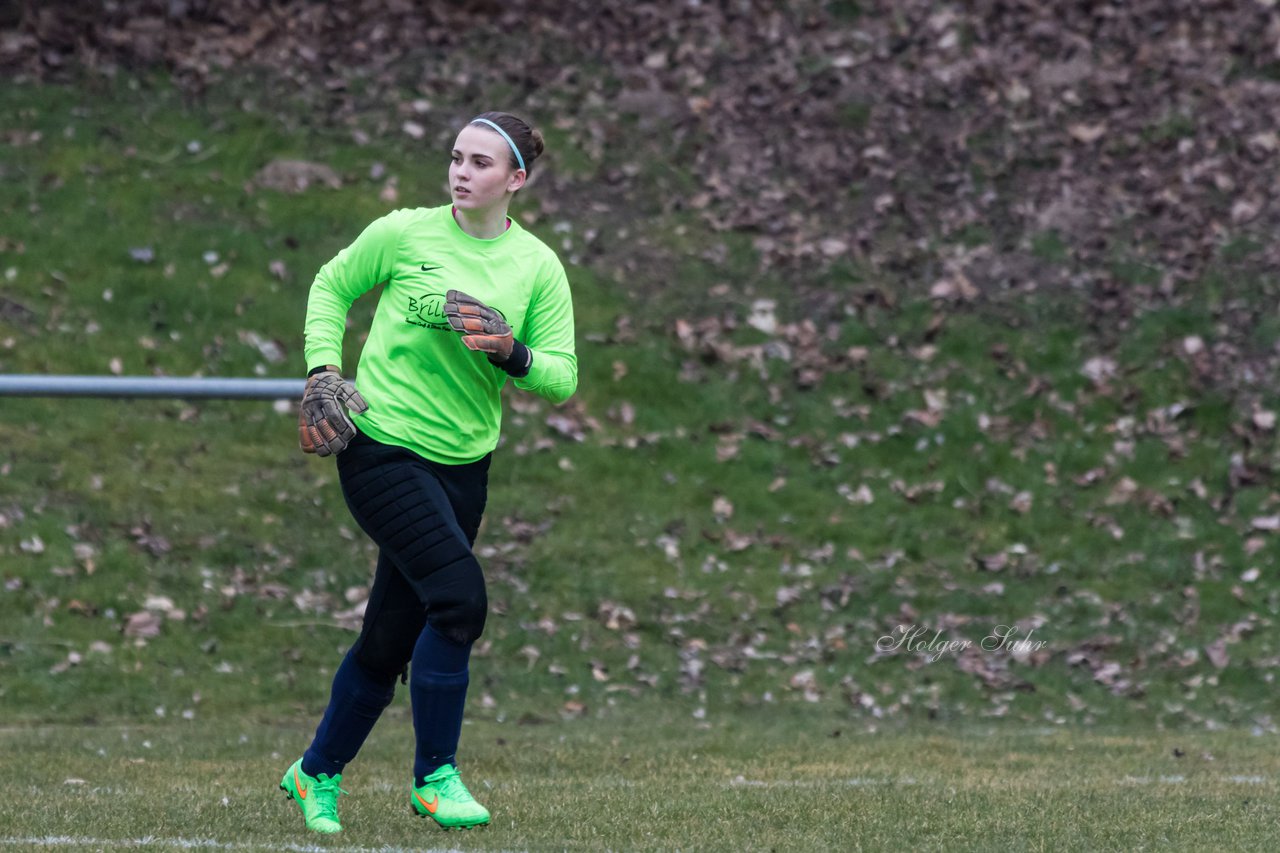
[443,290,514,362]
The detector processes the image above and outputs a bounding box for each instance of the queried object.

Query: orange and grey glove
[443,290,531,376]
[298,367,368,456]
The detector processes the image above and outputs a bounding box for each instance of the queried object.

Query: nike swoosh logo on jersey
[421,264,442,272]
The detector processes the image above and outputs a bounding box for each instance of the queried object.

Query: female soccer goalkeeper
[281,111,576,833]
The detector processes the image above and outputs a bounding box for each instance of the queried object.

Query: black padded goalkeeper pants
[335,430,491,680]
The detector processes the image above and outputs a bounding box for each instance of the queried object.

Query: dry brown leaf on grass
[251,159,341,194]
[122,610,162,639]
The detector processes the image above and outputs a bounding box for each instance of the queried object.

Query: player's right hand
[298,368,368,456]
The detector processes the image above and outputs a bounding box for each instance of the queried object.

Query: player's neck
[452,205,511,240]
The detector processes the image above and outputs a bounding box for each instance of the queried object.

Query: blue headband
[470,117,525,172]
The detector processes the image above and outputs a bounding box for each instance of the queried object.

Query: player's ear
[507,169,527,193]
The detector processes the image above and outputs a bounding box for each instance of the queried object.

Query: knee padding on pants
[351,606,427,682]
[424,560,488,646]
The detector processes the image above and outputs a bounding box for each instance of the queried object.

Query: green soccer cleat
[280,757,346,834]
[410,764,491,829]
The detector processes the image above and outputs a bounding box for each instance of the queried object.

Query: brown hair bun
[470,111,543,176]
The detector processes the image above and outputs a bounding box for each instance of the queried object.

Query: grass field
[3,709,1279,851]
[4,44,1280,853]
[5,73,1280,732]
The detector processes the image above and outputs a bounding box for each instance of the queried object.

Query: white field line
[1119,774,1272,785]
[727,776,919,788]
[726,775,1275,788]
[0,838,497,853]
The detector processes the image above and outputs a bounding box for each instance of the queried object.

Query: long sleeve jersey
[304,205,577,464]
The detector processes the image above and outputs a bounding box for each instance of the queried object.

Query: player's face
[449,125,525,212]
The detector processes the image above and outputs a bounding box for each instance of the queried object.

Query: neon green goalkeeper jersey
[304,205,577,464]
